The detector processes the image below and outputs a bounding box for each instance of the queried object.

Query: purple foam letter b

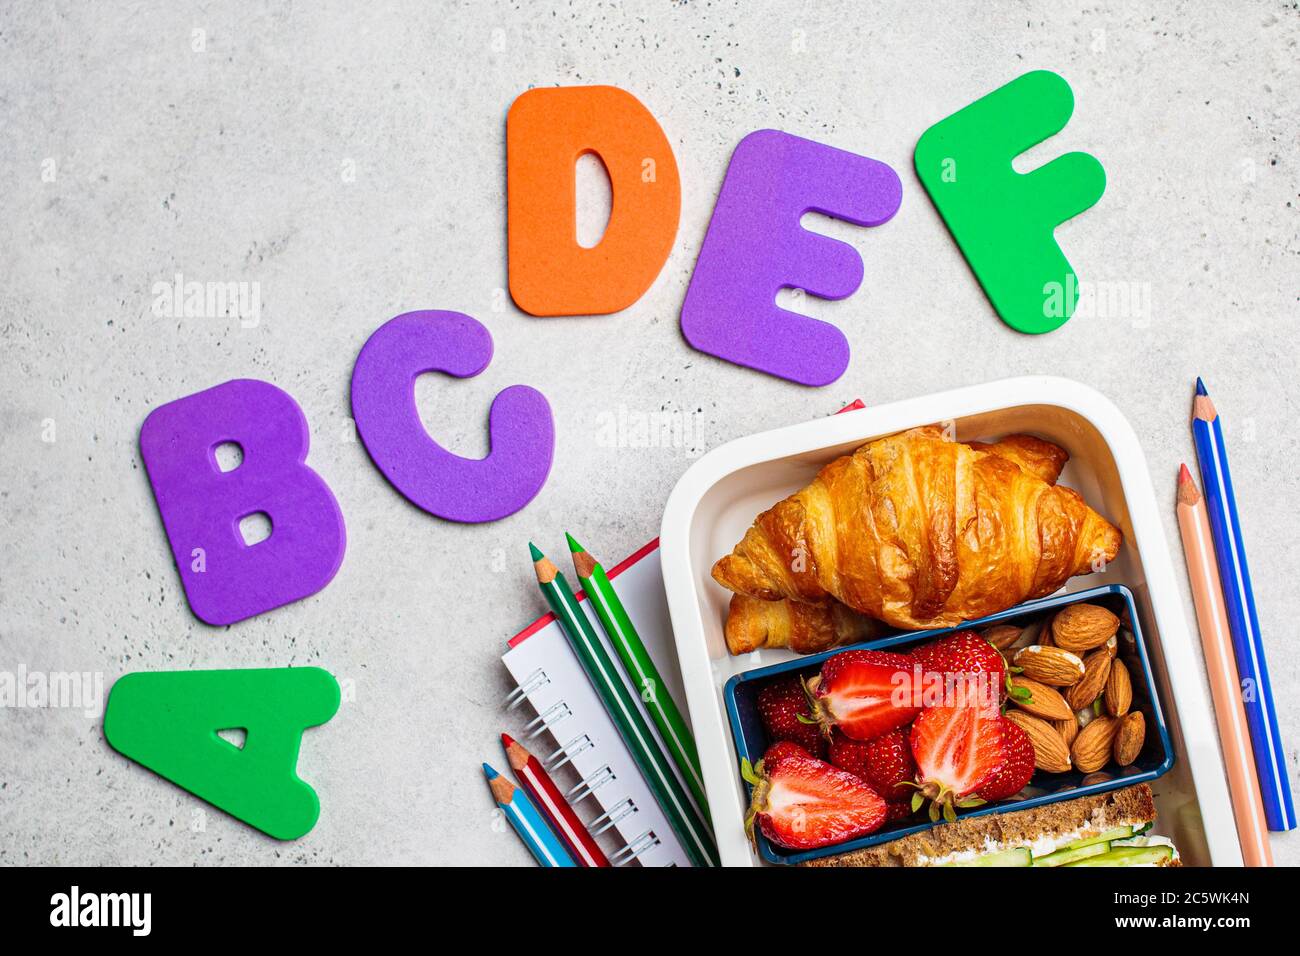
[350,310,554,523]
[680,129,902,386]
[140,379,347,626]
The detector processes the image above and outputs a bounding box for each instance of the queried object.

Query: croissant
[724,593,883,654]
[712,426,1121,631]
[720,432,1074,653]
[963,433,1068,486]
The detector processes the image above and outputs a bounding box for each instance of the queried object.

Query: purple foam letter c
[350,310,554,523]
[680,129,902,386]
[139,379,347,626]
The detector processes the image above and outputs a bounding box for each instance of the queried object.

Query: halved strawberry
[742,741,887,850]
[830,728,916,800]
[757,674,825,756]
[908,700,1007,822]
[806,649,919,741]
[977,717,1035,802]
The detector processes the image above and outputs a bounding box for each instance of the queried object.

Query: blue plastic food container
[723,583,1175,865]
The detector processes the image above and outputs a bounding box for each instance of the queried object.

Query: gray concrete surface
[1,0,1297,866]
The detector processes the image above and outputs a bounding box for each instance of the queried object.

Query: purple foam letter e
[680,129,902,386]
[140,379,347,626]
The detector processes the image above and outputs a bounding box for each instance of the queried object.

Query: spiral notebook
[502,539,699,867]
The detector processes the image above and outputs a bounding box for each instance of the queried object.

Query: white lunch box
[659,376,1241,867]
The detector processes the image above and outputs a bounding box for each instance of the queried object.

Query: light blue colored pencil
[484,763,577,867]
[1192,378,1296,831]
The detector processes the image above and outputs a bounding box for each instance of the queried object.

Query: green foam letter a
[104,667,340,840]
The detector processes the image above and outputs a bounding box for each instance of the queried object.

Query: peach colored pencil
[1177,464,1273,866]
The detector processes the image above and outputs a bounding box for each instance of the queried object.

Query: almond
[1103,635,1118,660]
[1052,603,1120,654]
[1105,659,1133,716]
[1066,647,1113,711]
[1038,617,1055,647]
[1019,619,1045,646]
[1014,645,1086,686]
[1072,715,1119,773]
[1114,711,1145,766]
[1008,676,1074,721]
[1005,711,1072,772]
[983,624,1023,652]
[1054,716,1080,748]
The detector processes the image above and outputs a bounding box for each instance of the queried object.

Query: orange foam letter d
[507,86,681,316]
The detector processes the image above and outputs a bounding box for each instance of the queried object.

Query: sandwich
[802,783,1180,867]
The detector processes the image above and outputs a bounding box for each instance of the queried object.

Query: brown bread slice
[801,783,1177,867]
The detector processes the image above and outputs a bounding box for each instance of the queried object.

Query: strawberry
[830,728,916,800]
[759,740,811,765]
[806,649,919,741]
[741,741,887,850]
[908,700,1007,823]
[883,800,916,824]
[827,730,873,778]
[913,629,1004,678]
[977,717,1035,801]
[912,630,1008,705]
[757,674,825,756]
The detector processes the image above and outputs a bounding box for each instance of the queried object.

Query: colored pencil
[567,532,710,820]
[484,762,576,867]
[1191,378,1296,831]
[529,542,719,867]
[1176,465,1273,866]
[502,732,611,867]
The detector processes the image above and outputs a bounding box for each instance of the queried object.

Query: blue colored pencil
[484,762,577,867]
[1192,379,1296,831]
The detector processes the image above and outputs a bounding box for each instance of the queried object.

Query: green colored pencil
[567,533,710,821]
[529,542,719,868]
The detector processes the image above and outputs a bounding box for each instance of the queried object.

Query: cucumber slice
[1111,834,1173,849]
[1065,825,1133,850]
[1064,845,1174,867]
[938,846,1032,867]
[1031,841,1110,867]
[1131,821,1154,836]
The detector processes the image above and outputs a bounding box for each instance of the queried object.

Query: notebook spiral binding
[609,830,660,866]
[505,668,548,709]
[523,701,570,739]
[545,734,593,772]
[568,765,614,804]
[587,797,635,836]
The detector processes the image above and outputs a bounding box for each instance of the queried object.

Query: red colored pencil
[502,732,611,867]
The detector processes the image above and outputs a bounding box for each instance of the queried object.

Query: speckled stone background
[2,0,1297,866]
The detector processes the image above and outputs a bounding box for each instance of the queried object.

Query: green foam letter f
[915,70,1105,334]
